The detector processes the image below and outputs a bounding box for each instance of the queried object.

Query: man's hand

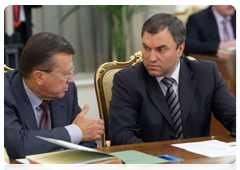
[218,39,236,50]
[72,104,104,141]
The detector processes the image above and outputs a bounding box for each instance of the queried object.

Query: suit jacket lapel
[145,71,174,129]
[50,98,68,128]
[11,73,38,130]
[178,57,197,130]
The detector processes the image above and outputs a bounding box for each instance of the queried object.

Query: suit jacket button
[169,135,175,140]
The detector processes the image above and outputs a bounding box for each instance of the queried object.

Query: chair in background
[173,6,202,25]
[4,64,14,73]
[94,51,143,147]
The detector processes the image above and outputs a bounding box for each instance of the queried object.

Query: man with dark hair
[109,13,236,145]
[184,5,236,55]
[4,32,104,158]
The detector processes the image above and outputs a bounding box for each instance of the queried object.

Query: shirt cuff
[64,124,83,144]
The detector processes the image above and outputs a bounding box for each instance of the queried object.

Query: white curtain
[31,5,176,73]
[32,5,111,73]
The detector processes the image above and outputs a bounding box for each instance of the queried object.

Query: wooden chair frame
[94,51,143,147]
[4,64,14,73]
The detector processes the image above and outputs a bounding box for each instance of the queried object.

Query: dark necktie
[222,19,230,42]
[40,100,51,130]
[161,77,183,139]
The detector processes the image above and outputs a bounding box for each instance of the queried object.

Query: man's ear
[34,71,44,85]
[177,43,185,57]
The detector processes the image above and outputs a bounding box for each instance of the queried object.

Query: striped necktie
[40,100,51,130]
[161,77,183,139]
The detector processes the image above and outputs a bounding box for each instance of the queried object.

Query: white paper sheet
[36,136,104,153]
[15,158,30,164]
[171,140,236,157]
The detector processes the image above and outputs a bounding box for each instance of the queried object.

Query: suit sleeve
[109,72,144,145]
[211,62,236,136]
[4,102,71,158]
[184,15,220,55]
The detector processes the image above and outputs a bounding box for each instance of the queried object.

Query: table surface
[10,135,236,164]
[188,53,230,62]
[98,135,238,170]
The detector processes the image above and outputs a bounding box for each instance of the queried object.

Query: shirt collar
[156,59,180,84]
[22,78,43,109]
[212,6,231,23]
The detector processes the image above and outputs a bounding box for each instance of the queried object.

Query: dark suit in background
[109,56,236,145]
[4,70,96,158]
[4,6,42,68]
[14,5,42,46]
[184,6,236,55]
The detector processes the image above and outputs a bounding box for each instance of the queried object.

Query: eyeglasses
[41,65,75,80]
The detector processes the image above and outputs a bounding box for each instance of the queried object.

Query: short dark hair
[18,32,75,78]
[141,13,186,49]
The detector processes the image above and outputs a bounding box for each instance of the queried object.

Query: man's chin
[58,92,66,98]
[148,70,161,77]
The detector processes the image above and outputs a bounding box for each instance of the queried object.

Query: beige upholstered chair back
[173,6,202,25]
[94,51,143,147]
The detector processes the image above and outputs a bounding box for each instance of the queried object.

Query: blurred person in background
[13,5,42,46]
[184,5,236,55]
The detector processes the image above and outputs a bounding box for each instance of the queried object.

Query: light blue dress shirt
[22,79,82,144]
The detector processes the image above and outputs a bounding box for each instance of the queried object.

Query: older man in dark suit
[184,5,236,55]
[109,13,236,146]
[4,32,104,158]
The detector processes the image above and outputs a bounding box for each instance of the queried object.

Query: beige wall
[75,75,102,147]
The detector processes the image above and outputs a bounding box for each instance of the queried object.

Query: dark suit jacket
[184,6,236,55]
[4,70,96,158]
[109,56,236,145]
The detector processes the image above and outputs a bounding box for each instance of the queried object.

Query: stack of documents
[24,136,169,164]
[172,140,236,157]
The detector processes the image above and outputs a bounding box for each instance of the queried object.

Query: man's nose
[67,75,74,83]
[149,51,157,62]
